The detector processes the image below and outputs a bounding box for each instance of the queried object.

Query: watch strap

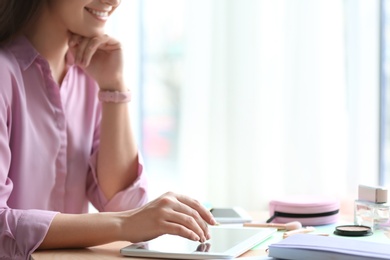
[98,90,131,103]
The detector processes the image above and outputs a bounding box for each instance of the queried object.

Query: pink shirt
[0,36,148,259]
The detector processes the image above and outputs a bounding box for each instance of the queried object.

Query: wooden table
[31,241,267,259]
[30,206,362,259]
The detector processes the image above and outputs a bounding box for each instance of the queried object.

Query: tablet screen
[120,226,276,259]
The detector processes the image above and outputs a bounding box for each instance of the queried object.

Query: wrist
[99,79,127,92]
[115,211,131,241]
[105,212,124,241]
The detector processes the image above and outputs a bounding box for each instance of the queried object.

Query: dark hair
[0,0,44,45]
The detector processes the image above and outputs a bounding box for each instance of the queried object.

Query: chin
[73,28,106,38]
[90,31,106,38]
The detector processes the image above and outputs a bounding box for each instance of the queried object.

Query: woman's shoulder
[0,36,40,76]
[0,46,19,79]
[0,47,21,102]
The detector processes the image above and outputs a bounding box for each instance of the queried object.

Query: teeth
[87,8,108,18]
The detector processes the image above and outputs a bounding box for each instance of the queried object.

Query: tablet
[120,225,276,259]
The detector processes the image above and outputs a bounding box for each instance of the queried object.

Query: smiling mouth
[85,7,109,20]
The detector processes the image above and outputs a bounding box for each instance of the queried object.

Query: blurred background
[105,0,390,211]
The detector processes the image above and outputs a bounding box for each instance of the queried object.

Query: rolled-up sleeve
[0,207,57,259]
[87,151,148,212]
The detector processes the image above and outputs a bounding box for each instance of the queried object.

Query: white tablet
[120,225,276,259]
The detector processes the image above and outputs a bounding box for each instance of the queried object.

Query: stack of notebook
[268,234,390,260]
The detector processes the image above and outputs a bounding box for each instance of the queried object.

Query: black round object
[334,225,373,237]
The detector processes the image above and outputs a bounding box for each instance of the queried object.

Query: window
[106,0,383,210]
[138,0,186,198]
[380,0,390,185]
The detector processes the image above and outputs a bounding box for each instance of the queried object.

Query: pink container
[267,196,340,226]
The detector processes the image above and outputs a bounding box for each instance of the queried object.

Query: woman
[0,0,216,259]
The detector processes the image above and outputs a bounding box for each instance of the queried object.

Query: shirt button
[57,119,65,129]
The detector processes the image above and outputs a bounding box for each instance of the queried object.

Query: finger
[73,36,90,66]
[161,220,201,242]
[155,194,208,242]
[168,194,213,240]
[77,35,120,67]
[176,194,217,226]
[98,35,121,51]
[73,36,104,66]
[162,205,206,242]
[166,199,209,242]
[79,36,105,67]
[68,33,82,48]
[84,35,120,54]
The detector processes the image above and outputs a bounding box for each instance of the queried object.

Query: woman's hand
[39,192,217,249]
[68,33,125,91]
[119,192,217,243]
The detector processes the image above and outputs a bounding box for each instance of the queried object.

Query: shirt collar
[5,35,75,71]
[5,35,40,71]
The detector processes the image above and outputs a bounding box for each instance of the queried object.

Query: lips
[85,7,109,20]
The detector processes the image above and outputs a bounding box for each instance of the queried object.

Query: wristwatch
[98,90,131,103]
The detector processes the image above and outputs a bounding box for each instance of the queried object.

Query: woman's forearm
[38,192,217,251]
[38,212,122,249]
[97,87,139,200]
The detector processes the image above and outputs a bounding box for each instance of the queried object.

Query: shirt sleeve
[87,151,149,212]
[0,62,58,259]
[0,207,57,259]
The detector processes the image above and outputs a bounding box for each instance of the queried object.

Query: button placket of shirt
[37,58,66,131]
[36,57,68,212]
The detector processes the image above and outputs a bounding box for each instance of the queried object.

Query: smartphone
[210,207,252,224]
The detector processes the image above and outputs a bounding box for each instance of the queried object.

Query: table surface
[31,208,390,259]
[31,241,267,259]
[32,224,390,259]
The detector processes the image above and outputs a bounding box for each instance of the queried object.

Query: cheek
[57,7,85,30]
[48,1,106,37]
[66,11,106,37]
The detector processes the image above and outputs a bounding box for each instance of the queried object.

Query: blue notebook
[268,234,390,260]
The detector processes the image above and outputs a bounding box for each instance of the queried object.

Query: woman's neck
[23,6,70,85]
